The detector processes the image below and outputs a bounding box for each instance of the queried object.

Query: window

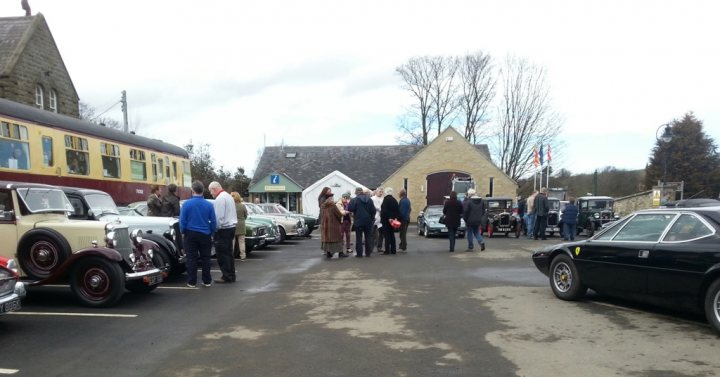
[100,142,121,178]
[151,153,158,181]
[663,214,713,242]
[130,148,147,181]
[64,135,89,175]
[42,136,53,167]
[0,123,30,170]
[172,161,178,181]
[49,89,58,112]
[182,161,191,187]
[158,156,165,181]
[612,214,675,242]
[35,84,44,109]
[164,156,170,183]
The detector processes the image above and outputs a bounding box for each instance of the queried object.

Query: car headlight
[105,231,116,248]
[0,268,17,296]
[594,213,600,219]
[131,228,144,245]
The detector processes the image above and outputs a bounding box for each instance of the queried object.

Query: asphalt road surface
[2,229,719,377]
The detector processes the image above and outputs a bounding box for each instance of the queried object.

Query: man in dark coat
[463,189,487,251]
[533,188,550,240]
[561,197,579,241]
[161,183,180,217]
[443,191,464,252]
[348,187,376,257]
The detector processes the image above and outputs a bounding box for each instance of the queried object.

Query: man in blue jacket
[348,187,376,257]
[180,180,217,288]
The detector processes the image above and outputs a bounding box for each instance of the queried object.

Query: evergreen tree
[645,113,720,198]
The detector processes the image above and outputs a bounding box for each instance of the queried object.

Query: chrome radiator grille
[113,227,132,258]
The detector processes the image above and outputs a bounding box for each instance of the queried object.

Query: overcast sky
[3,0,718,178]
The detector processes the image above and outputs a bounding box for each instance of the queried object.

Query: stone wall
[383,127,517,222]
[4,16,79,117]
[614,190,653,216]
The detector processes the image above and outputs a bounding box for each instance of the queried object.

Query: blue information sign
[270,174,280,184]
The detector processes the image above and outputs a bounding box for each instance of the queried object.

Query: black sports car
[532,206,720,334]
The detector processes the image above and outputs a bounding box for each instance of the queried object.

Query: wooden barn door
[426,172,470,206]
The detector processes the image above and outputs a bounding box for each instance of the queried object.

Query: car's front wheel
[424,225,430,238]
[549,254,587,301]
[70,257,124,307]
[418,223,423,236]
[704,279,720,334]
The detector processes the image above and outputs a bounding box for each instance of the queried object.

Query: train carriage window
[0,124,30,170]
[130,148,147,181]
[158,157,165,181]
[100,142,121,178]
[65,135,89,175]
[182,161,191,187]
[151,153,158,181]
[42,136,54,167]
[172,161,178,181]
[164,156,170,183]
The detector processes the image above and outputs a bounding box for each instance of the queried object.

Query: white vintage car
[0,181,163,307]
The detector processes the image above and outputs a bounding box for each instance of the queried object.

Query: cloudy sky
[3,0,718,178]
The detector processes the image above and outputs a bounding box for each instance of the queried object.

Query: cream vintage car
[0,181,164,307]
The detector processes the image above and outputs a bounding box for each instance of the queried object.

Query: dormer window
[35,84,44,109]
[49,89,58,112]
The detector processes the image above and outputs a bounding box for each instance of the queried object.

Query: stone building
[0,13,79,117]
[250,127,518,221]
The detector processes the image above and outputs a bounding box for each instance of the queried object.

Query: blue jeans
[563,222,576,241]
[467,224,484,249]
[526,214,536,237]
[184,230,213,285]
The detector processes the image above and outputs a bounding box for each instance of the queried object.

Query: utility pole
[121,90,129,133]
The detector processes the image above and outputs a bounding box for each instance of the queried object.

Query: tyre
[549,254,587,300]
[70,256,125,307]
[18,229,72,280]
[143,233,181,276]
[704,279,720,335]
[588,222,596,237]
[424,225,430,238]
[418,224,423,236]
[278,227,287,243]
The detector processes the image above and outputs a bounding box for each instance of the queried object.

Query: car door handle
[638,250,650,258]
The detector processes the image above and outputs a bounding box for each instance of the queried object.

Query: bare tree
[458,51,496,144]
[395,113,425,145]
[428,55,460,136]
[493,56,562,181]
[396,57,434,145]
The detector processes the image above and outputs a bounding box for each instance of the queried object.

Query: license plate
[551,227,559,232]
[498,227,511,232]
[0,297,21,313]
[147,273,163,286]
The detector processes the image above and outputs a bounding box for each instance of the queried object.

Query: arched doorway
[426,171,470,206]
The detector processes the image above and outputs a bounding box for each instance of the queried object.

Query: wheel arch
[699,264,720,309]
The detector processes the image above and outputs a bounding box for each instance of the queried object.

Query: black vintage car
[575,195,619,236]
[532,206,720,334]
[484,197,521,238]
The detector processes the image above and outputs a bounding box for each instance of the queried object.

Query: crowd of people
[516,187,578,242]
[317,186,412,259]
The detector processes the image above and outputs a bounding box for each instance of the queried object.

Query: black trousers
[214,227,236,281]
[384,225,397,253]
[184,230,213,285]
[534,216,548,239]
[355,223,373,256]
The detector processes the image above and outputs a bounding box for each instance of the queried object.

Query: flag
[539,144,544,166]
[547,145,552,163]
[533,146,539,167]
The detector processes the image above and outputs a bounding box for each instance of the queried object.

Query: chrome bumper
[125,268,163,282]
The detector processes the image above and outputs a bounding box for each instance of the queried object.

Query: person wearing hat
[348,186,376,257]
[462,188,486,251]
[336,191,353,254]
[320,189,347,259]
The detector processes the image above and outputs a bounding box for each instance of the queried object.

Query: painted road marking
[0,368,19,374]
[8,312,137,318]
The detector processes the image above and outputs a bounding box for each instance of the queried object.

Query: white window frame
[49,89,58,112]
[35,84,44,109]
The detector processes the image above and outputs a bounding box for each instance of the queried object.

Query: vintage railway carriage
[0,98,191,205]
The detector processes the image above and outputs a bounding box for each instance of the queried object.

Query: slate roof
[251,143,491,189]
[0,15,34,76]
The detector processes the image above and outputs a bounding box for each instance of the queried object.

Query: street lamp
[655,124,673,194]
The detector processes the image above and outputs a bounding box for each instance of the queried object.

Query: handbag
[439,215,446,224]
[390,219,401,229]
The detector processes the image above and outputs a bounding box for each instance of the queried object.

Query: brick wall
[383,127,517,222]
